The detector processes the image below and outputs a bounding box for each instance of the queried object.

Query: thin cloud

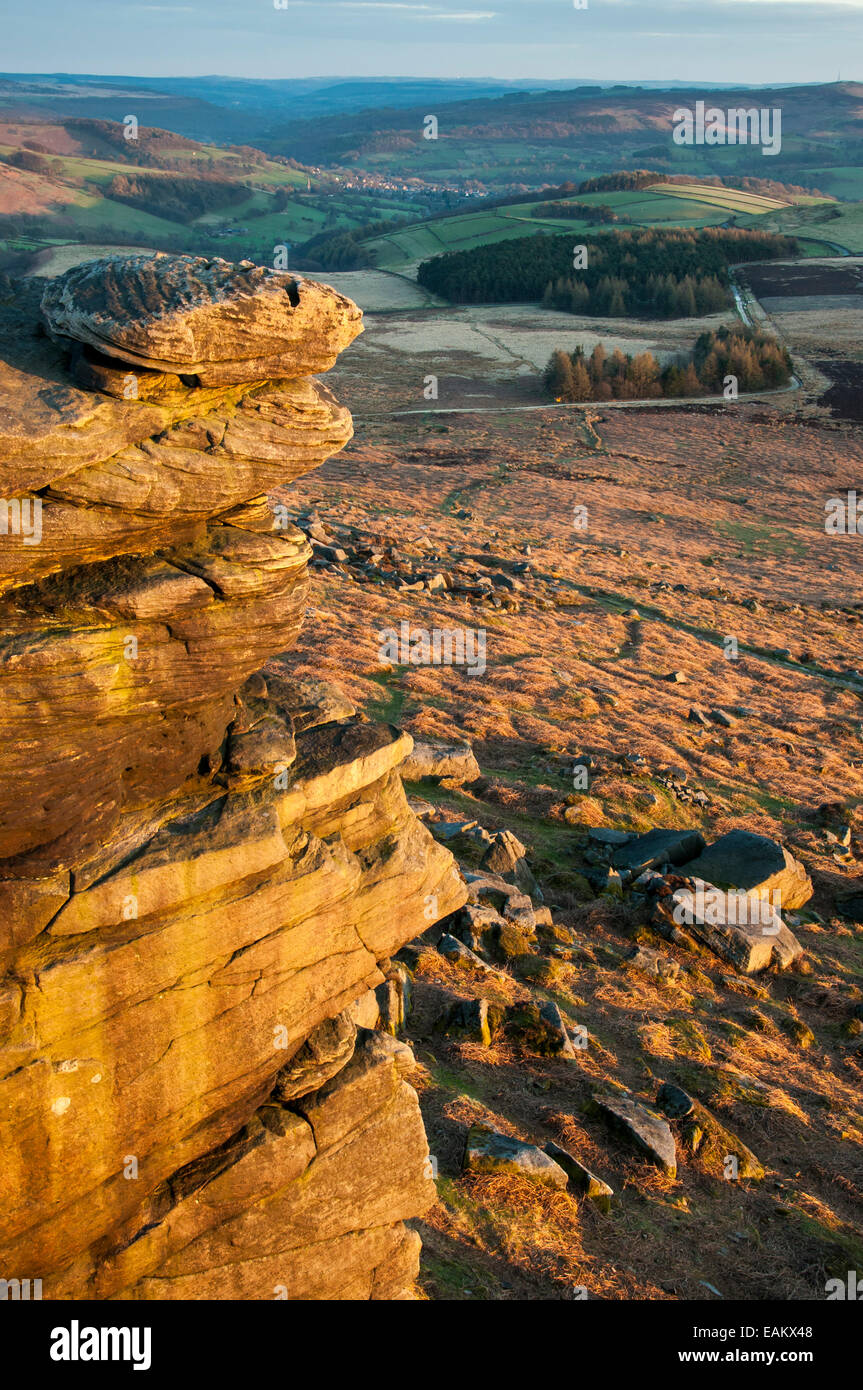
[287,2,492,10]
[285,2,498,19]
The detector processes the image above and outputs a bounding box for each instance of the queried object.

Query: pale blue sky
[2,0,860,83]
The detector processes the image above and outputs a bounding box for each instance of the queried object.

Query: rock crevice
[0,255,463,1299]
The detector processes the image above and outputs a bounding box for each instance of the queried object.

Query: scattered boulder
[505,1000,576,1057]
[654,878,803,973]
[680,830,813,911]
[543,1143,614,1209]
[625,944,680,981]
[588,827,634,847]
[513,954,562,987]
[493,920,535,962]
[612,828,707,877]
[593,1091,677,1176]
[444,997,503,1046]
[464,871,537,930]
[481,829,542,902]
[655,1082,694,1119]
[656,1083,765,1179]
[399,738,481,787]
[464,1125,569,1189]
[709,707,736,729]
[438,934,497,974]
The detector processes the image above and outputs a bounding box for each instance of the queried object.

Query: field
[738,199,863,255]
[327,301,741,415]
[364,182,835,275]
[646,183,791,212]
[297,267,438,311]
[737,257,863,356]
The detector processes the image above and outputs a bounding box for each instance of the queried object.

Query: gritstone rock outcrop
[0,254,465,1299]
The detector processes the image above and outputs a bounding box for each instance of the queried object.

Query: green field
[365,211,569,268]
[735,197,863,254]
[363,181,830,273]
[0,135,420,263]
[808,166,863,200]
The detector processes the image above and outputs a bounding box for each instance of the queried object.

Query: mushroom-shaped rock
[41,253,363,385]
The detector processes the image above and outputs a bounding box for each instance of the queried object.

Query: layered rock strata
[0,257,464,1299]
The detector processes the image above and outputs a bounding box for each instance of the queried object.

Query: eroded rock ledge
[0,256,464,1299]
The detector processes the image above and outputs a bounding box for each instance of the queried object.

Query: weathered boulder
[542,1143,614,1209]
[593,1091,677,1176]
[625,944,681,981]
[481,829,542,902]
[612,828,707,876]
[505,1000,576,1057]
[444,997,503,1046]
[41,254,363,384]
[654,878,803,973]
[680,829,813,911]
[464,1125,569,1189]
[656,1083,765,1180]
[463,870,537,929]
[399,738,481,786]
[0,258,459,1302]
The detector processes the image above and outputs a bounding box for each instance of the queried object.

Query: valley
[1,55,862,1323]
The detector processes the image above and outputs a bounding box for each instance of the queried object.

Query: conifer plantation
[544,326,793,401]
[417,226,796,317]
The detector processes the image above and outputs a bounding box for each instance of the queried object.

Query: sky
[2,0,861,85]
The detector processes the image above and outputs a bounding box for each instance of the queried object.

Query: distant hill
[263,81,863,193]
[0,74,767,143]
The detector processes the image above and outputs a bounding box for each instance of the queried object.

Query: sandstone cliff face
[0,256,465,1299]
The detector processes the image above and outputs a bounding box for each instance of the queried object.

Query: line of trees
[536,200,631,224]
[544,326,793,401]
[417,226,797,316]
[298,216,413,269]
[576,168,829,200]
[107,173,248,224]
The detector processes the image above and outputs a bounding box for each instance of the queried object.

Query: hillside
[264,82,863,192]
[363,177,833,273]
[0,116,425,266]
